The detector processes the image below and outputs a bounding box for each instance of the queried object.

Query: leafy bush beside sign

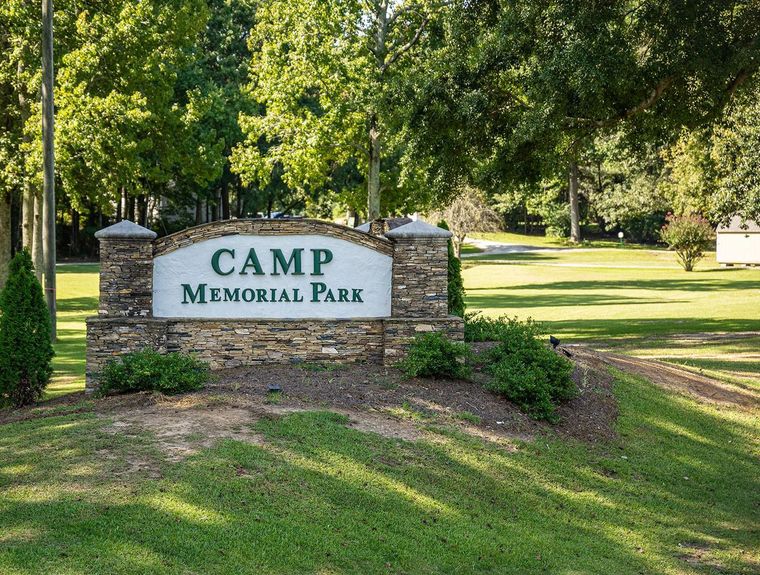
[98,349,210,396]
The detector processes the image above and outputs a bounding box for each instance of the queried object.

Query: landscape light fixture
[618,231,625,246]
[267,384,282,393]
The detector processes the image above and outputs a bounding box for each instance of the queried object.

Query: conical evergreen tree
[438,221,466,317]
[0,250,54,407]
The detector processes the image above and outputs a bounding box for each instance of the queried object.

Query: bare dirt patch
[571,346,759,409]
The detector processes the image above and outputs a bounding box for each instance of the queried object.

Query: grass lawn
[464,250,760,339]
[1,371,758,574]
[2,248,756,574]
[464,248,760,388]
[47,264,99,399]
[469,231,657,250]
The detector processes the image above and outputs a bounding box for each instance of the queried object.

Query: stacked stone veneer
[86,218,463,391]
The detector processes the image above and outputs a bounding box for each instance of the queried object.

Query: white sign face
[152,234,392,319]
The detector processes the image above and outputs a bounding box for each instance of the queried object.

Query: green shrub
[98,349,210,396]
[0,250,54,407]
[660,213,714,271]
[399,332,471,379]
[465,312,542,342]
[438,220,466,317]
[471,315,575,421]
[541,202,571,238]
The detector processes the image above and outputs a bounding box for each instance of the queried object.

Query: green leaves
[0,250,53,407]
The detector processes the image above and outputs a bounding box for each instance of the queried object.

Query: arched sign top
[153,219,392,258]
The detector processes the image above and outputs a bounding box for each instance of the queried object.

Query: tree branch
[566,76,674,129]
[381,16,429,74]
[388,0,454,27]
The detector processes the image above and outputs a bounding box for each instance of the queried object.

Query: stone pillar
[94,220,157,317]
[382,220,463,364]
[368,218,387,237]
[385,220,450,317]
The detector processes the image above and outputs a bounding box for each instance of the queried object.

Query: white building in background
[716,217,760,266]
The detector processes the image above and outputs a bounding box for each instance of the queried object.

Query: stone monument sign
[86,218,463,391]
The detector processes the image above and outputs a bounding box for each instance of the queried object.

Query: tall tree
[232,0,449,220]
[401,0,760,240]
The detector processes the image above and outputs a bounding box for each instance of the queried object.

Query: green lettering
[211,249,235,275]
[257,288,268,302]
[223,288,240,302]
[271,248,304,275]
[311,249,333,275]
[292,288,303,302]
[278,290,291,302]
[242,288,255,302]
[210,287,221,302]
[311,282,327,302]
[324,288,336,302]
[239,248,264,275]
[338,288,349,302]
[182,283,207,304]
[351,288,363,303]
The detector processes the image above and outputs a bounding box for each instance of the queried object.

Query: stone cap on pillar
[384,220,452,239]
[94,220,157,241]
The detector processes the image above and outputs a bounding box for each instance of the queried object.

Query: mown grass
[469,231,660,250]
[464,259,760,337]
[0,371,757,574]
[47,264,99,399]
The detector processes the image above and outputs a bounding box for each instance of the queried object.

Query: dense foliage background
[1,0,758,269]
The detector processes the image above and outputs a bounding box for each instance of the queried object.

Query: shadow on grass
[57,263,99,274]
[466,318,760,341]
[468,278,760,293]
[57,296,98,312]
[0,373,757,574]
[466,251,561,262]
[466,293,683,309]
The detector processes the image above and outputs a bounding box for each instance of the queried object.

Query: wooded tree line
[1,0,758,280]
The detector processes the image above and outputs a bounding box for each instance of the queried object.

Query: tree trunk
[195,197,203,225]
[18,66,36,254]
[127,196,135,221]
[22,188,35,252]
[32,193,43,280]
[70,209,79,256]
[136,194,147,227]
[235,180,243,218]
[42,0,57,340]
[0,193,11,288]
[569,160,581,243]
[210,192,219,222]
[454,235,463,258]
[116,187,125,221]
[367,113,381,220]
[220,165,231,220]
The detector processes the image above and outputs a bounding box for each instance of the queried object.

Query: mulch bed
[1,349,619,445]
[211,347,618,444]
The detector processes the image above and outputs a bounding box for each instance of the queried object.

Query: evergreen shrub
[0,250,54,407]
[438,220,466,317]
